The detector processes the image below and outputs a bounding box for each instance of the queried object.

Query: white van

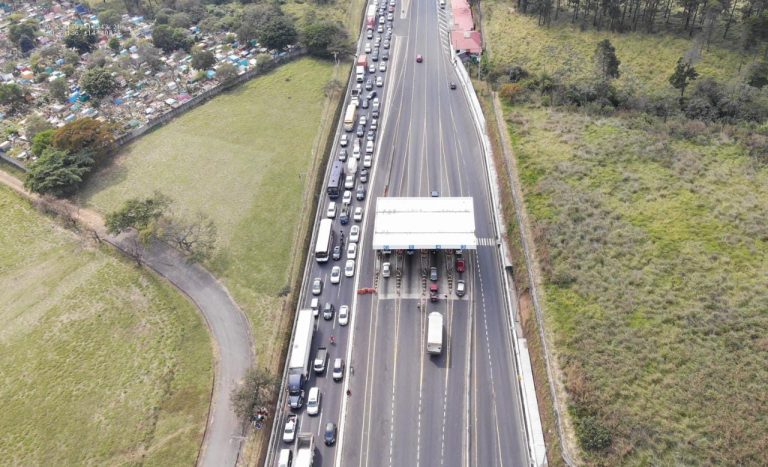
[440,0,445,8]
[278,448,292,467]
[365,140,374,154]
[306,387,321,415]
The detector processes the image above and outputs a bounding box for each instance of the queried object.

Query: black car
[323,302,335,320]
[367,91,378,100]
[360,168,369,183]
[449,82,457,90]
[324,422,337,446]
[340,205,350,224]
[332,245,342,261]
[371,109,379,119]
[356,185,366,201]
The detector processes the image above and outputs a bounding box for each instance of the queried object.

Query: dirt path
[0,170,254,467]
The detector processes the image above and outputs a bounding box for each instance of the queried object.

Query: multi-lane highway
[270,0,530,465]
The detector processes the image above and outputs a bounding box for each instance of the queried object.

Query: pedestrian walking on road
[346,389,351,396]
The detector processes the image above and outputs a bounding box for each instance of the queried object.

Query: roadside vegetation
[0,185,212,465]
[482,0,768,464]
[78,58,335,367]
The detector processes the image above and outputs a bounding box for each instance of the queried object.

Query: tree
[64,27,97,54]
[31,129,55,157]
[52,118,116,163]
[8,20,37,53]
[669,57,699,98]
[108,36,121,53]
[80,67,118,98]
[152,25,193,53]
[48,78,68,103]
[191,49,216,70]
[155,212,217,263]
[0,83,26,111]
[105,191,172,240]
[259,16,298,50]
[24,148,94,196]
[747,60,768,88]
[25,114,52,139]
[230,367,279,423]
[136,42,164,71]
[169,12,192,29]
[302,21,352,58]
[216,62,238,82]
[594,39,620,81]
[98,9,121,29]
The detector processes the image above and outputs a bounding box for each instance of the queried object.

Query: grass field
[482,0,745,96]
[0,185,212,465]
[485,2,768,464]
[78,58,336,366]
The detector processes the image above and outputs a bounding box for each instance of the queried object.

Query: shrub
[499,83,526,104]
[575,415,613,452]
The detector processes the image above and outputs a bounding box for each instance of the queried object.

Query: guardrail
[452,56,548,466]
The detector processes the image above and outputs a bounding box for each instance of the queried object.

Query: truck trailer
[295,433,315,467]
[287,309,314,409]
[427,311,443,354]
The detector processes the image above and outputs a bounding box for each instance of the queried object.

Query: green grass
[482,0,746,96]
[0,185,212,465]
[78,57,336,365]
[485,3,768,463]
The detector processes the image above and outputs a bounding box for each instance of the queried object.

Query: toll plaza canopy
[372,197,477,251]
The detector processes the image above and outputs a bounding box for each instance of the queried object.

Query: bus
[343,104,356,132]
[315,219,334,263]
[327,160,343,199]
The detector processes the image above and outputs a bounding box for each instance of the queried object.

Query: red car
[430,283,439,302]
[416,54,423,63]
[455,257,465,273]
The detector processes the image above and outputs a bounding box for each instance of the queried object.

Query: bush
[24,148,94,196]
[80,67,117,99]
[499,83,526,104]
[575,415,612,452]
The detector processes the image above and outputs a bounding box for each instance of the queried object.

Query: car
[340,205,350,224]
[350,225,360,242]
[368,63,376,74]
[382,262,391,278]
[356,124,364,137]
[376,76,384,87]
[367,29,373,39]
[449,82,457,90]
[310,297,319,317]
[371,50,379,61]
[306,387,321,416]
[430,283,439,302]
[372,97,380,109]
[360,115,368,126]
[283,414,297,443]
[363,154,372,168]
[356,185,366,201]
[378,15,385,24]
[370,118,378,130]
[338,148,348,161]
[416,54,423,63]
[456,257,465,273]
[332,245,342,261]
[346,242,358,259]
[372,109,379,119]
[342,190,352,205]
[367,90,378,100]
[366,130,376,142]
[388,4,395,12]
[340,134,349,147]
[383,40,390,49]
[361,98,369,109]
[387,12,394,20]
[345,174,355,190]
[323,302,335,320]
[374,37,381,46]
[330,266,341,284]
[312,277,323,295]
[379,62,387,72]
[377,24,384,33]
[360,168,369,183]
[333,357,345,380]
[344,259,356,277]
[366,140,374,154]
[456,279,466,297]
[430,266,438,281]
[314,347,328,373]
[324,422,337,446]
[364,42,372,53]
[382,50,389,61]
[338,305,349,326]
[431,190,439,197]
[365,78,373,91]
[353,82,362,96]
[327,201,337,218]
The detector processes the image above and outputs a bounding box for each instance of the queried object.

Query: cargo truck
[356,54,368,82]
[366,4,376,29]
[427,311,443,354]
[295,433,315,467]
[287,309,314,409]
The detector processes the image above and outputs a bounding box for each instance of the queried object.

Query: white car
[353,207,363,222]
[306,387,321,416]
[326,201,337,218]
[364,42,371,53]
[368,63,376,73]
[344,259,356,277]
[340,134,348,147]
[283,415,297,443]
[363,154,372,168]
[353,141,361,159]
[330,266,341,284]
[347,242,357,260]
[342,190,352,205]
[349,225,360,243]
[377,24,384,33]
[345,174,355,190]
[338,305,349,326]
[382,262,391,278]
[359,115,368,126]
[379,62,387,72]
[376,76,383,87]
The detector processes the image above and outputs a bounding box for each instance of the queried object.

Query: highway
[269,0,530,465]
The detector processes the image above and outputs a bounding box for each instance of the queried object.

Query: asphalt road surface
[269,0,529,465]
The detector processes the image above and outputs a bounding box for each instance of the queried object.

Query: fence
[113,49,306,147]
